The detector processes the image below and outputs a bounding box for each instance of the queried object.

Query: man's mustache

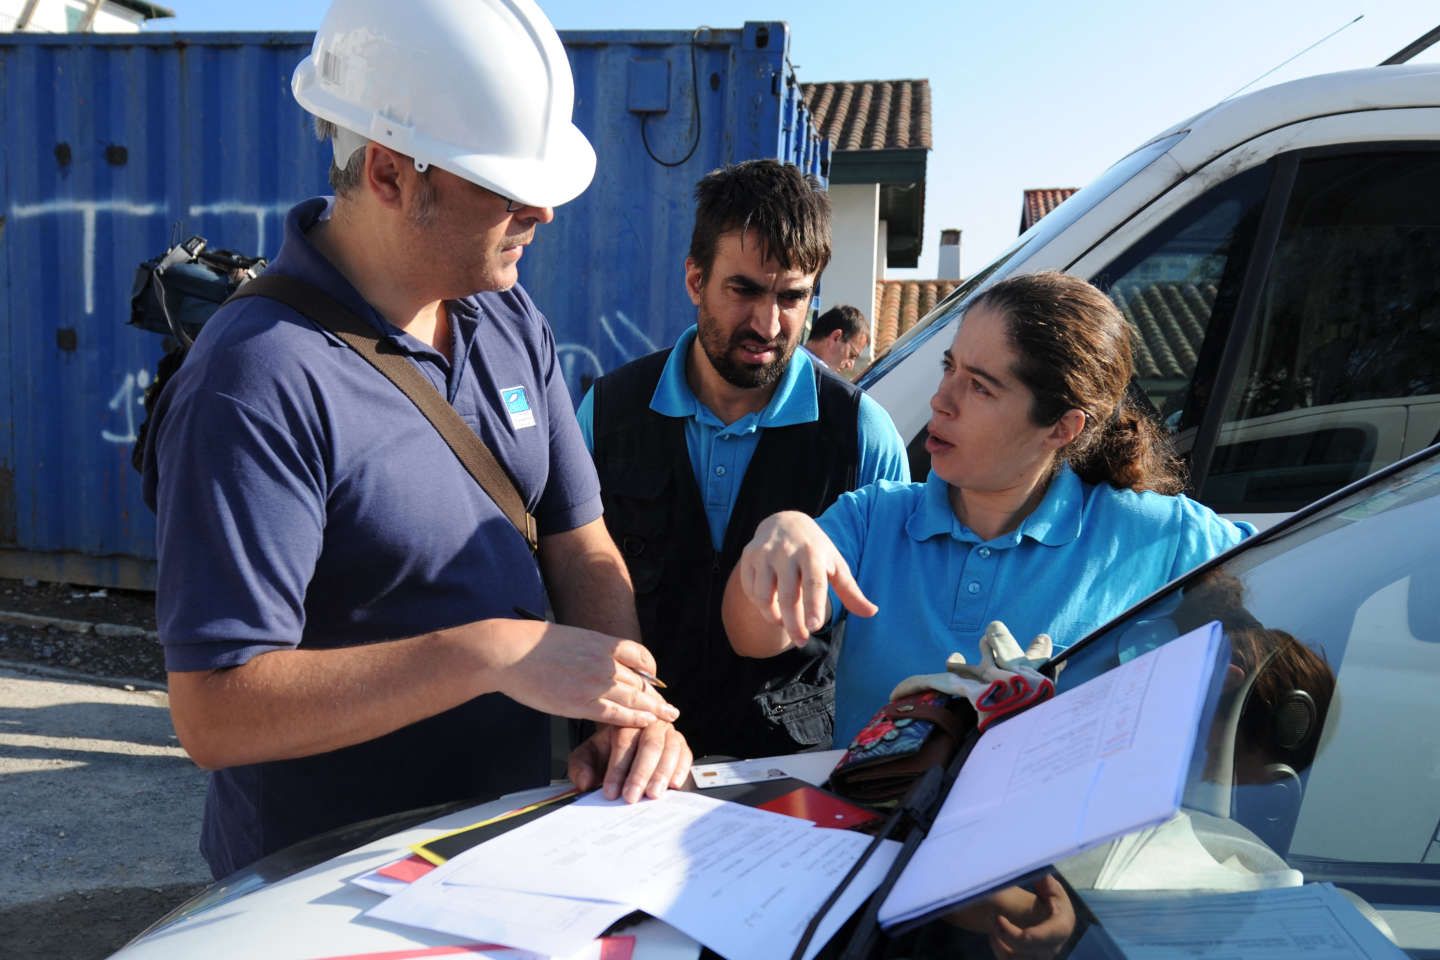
[503,230,535,249]
[732,333,787,351]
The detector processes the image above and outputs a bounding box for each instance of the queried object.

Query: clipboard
[411,788,581,866]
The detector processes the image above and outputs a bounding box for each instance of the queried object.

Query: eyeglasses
[491,187,526,213]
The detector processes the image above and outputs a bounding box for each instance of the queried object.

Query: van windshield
[857,131,1187,388]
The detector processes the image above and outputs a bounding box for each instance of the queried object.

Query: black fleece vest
[592,348,862,758]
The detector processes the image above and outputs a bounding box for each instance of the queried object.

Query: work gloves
[890,621,1056,731]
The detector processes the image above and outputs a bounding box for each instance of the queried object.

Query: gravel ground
[0,577,163,684]
[0,578,209,960]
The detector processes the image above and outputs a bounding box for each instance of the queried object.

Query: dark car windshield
[1040,446,1440,956]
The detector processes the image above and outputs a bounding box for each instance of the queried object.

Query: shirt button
[715,465,726,476]
[967,582,980,595]
[978,547,992,558]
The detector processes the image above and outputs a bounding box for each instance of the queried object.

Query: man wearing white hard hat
[142,0,689,880]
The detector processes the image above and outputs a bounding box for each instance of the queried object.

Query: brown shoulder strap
[228,273,538,552]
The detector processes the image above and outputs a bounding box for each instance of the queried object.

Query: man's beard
[698,309,795,390]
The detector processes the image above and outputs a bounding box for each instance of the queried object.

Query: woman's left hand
[736,511,877,646]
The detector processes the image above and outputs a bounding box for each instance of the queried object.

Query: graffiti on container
[556,310,659,396]
[187,201,292,256]
[9,199,163,315]
[101,368,153,445]
[7,198,289,316]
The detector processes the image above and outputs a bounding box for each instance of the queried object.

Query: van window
[1091,165,1269,430]
[1199,151,1440,513]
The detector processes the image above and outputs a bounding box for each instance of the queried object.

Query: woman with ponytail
[723,272,1254,747]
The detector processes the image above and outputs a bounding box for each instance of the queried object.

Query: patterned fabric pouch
[827,691,976,806]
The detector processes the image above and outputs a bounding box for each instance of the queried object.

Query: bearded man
[577,160,908,759]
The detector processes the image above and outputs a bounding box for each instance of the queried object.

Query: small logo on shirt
[500,386,536,430]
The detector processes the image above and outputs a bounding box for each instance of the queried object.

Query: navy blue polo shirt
[143,197,601,878]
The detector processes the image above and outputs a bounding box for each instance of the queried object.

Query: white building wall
[875,220,889,280]
[824,182,880,351]
[1,0,147,33]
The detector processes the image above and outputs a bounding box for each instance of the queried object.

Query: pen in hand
[511,605,669,690]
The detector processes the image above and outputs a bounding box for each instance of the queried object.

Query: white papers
[625,918,707,960]
[374,789,898,960]
[691,749,846,788]
[367,878,634,958]
[439,791,810,903]
[631,822,897,960]
[350,861,414,897]
[1084,883,1407,958]
[355,854,704,960]
[1093,812,1303,891]
[879,621,1224,928]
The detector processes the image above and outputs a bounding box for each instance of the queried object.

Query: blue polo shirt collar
[649,325,820,431]
[905,464,1085,547]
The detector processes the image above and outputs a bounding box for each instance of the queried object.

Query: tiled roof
[867,278,1213,373]
[801,80,932,152]
[1020,188,1078,233]
[873,279,962,356]
[1111,280,1215,380]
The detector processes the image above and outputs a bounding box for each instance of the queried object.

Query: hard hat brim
[294,56,597,210]
[440,125,598,210]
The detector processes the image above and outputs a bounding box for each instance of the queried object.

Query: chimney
[938,228,961,280]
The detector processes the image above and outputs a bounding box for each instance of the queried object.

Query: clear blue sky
[152,1,1438,279]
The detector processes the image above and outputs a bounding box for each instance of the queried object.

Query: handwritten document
[878,621,1225,929]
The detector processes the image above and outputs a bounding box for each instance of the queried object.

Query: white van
[859,62,1440,528]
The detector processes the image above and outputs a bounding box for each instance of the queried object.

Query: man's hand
[988,875,1076,960]
[568,722,693,803]
[944,875,1075,960]
[736,511,877,646]
[486,621,679,729]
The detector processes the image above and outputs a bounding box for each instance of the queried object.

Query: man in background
[577,160,908,759]
[805,303,870,373]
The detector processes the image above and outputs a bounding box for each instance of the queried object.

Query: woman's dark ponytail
[971,272,1188,495]
[1069,389,1187,495]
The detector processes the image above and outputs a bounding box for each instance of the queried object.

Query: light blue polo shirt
[819,466,1255,745]
[577,326,909,548]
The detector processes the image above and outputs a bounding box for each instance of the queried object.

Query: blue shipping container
[0,24,828,589]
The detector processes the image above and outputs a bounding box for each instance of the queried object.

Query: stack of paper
[366,789,900,960]
[878,621,1225,929]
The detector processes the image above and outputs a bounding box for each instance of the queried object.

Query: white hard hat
[292,0,596,209]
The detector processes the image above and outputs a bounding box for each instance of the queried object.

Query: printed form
[369,789,898,960]
[879,621,1224,928]
[1083,884,1407,959]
